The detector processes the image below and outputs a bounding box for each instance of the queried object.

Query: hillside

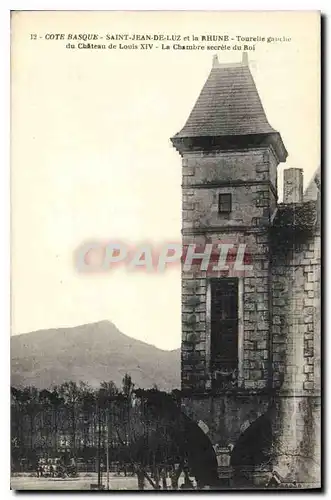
[11,321,180,391]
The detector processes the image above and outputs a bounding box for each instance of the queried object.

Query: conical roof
[172,54,287,162]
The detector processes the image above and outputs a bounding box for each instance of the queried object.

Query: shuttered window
[218,193,232,213]
[210,278,238,373]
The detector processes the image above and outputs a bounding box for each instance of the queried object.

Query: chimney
[212,54,219,68]
[283,168,303,203]
[242,52,248,66]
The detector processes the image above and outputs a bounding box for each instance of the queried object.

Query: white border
[1,2,329,499]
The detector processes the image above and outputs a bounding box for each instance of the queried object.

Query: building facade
[171,54,320,488]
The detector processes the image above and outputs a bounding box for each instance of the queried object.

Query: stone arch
[230,411,273,486]
[175,413,219,487]
[131,390,220,488]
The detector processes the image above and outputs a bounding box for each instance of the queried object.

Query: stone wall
[182,147,278,229]
[271,232,320,393]
[179,142,320,487]
[182,394,269,448]
[181,146,279,392]
[271,229,321,486]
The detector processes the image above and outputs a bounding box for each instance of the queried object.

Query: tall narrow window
[218,193,232,213]
[210,278,238,379]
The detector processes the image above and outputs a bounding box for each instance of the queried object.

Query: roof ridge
[213,52,249,69]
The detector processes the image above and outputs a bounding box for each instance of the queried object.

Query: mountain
[11,321,181,391]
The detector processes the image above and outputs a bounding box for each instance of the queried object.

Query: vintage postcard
[10,11,321,490]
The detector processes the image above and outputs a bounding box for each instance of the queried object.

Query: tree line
[11,376,220,489]
[12,376,186,473]
[11,375,135,468]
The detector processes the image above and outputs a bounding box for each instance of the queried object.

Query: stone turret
[171,53,287,394]
[171,54,320,488]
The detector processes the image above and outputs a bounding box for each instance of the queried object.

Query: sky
[11,11,320,349]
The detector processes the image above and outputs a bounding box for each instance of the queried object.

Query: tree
[48,388,64,454]
[58,382,80,458]
[21,387,40,452]
[122,374,134,452]
[97,381,119,488]
[11,387,25,469]
[78,382,95,454]
[38,389,53,454]
[122,374,134,399]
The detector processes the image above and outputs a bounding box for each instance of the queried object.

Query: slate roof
[174,60,276,139]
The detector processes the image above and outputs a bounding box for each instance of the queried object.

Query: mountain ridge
[11,320,181,391]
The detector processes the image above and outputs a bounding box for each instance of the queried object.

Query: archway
[230,411,273,486]
[118,389,220,489]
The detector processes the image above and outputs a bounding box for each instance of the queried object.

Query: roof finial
[212,54,219,68]
[242,52,248,66]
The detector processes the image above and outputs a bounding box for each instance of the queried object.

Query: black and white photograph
[10,10,321,490]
